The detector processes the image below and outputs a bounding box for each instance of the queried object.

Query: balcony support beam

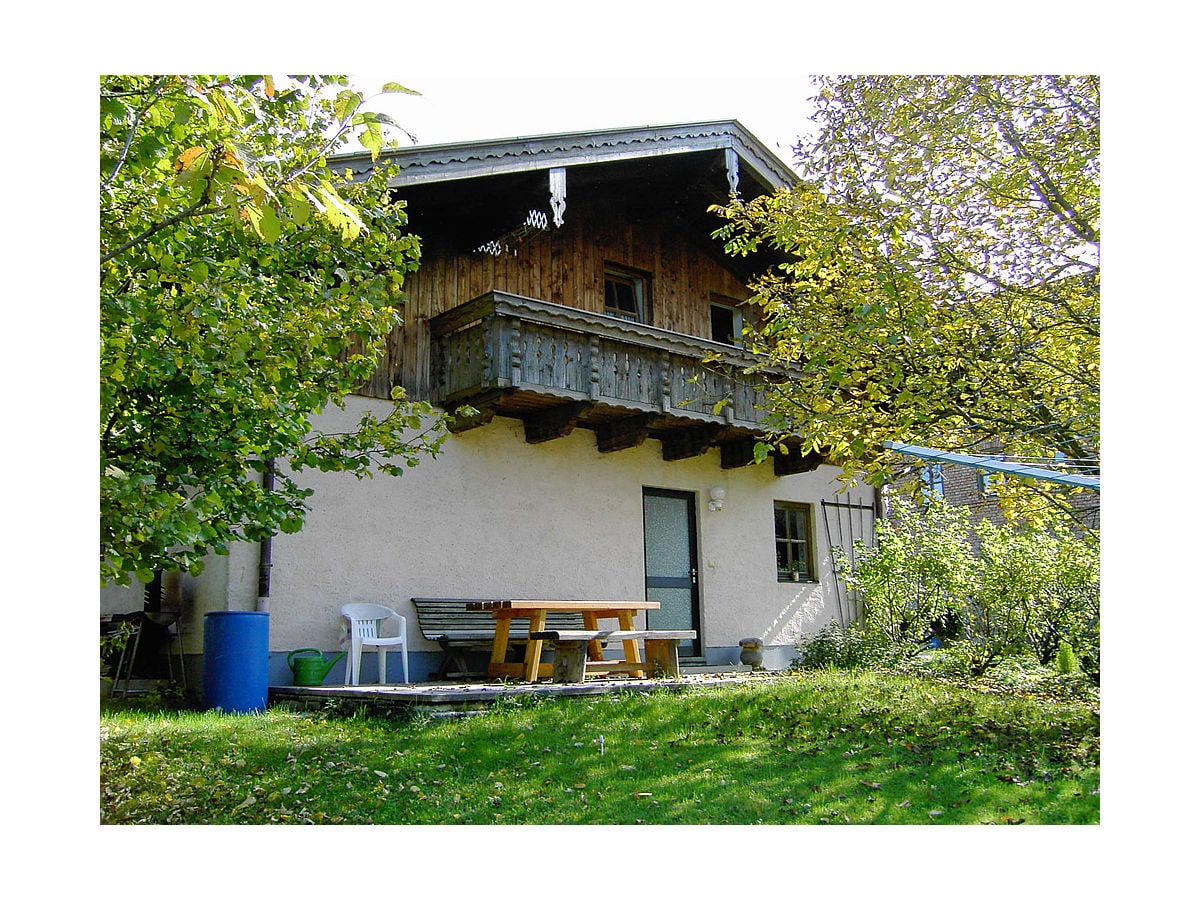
[773,445,824,476]
[719,438,759,470]
[596,413,654,453]
[523,401,593,444]
[661,424,726,462]
[447,405,497,434]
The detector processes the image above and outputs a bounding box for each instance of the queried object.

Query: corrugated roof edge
[328,120,799,191]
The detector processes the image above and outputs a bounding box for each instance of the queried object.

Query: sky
[348,67,817,173]
[75,0,1126,172]
[327,1,1118,173]
[334,3,838,167]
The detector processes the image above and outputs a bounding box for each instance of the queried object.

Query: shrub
[961,519,1045,675]
[836,497,1100,680]
[1024,524,1099,682]
[842,498,979,655]
[793,623,892,670]
[1056,642,1078,676]
[984,653,1055,689]
[901,644,976,679]
[973,518,1099,678]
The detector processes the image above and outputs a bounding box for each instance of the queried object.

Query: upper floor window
[604,267,648,324]
[710,298,744,345]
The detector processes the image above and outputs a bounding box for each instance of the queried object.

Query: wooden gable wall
[361,192,752,402]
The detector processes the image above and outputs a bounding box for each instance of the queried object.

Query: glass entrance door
[642,488,701,657]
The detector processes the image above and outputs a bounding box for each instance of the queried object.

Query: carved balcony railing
[429,291,819,473]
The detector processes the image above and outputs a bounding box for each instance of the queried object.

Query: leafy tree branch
[715,76,1099,531]
[101,74,449,585]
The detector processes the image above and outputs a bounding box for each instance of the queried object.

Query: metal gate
[821,497,879,628]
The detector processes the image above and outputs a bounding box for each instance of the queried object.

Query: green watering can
[287,648,346,686]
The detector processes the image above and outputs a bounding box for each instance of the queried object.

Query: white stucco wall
[101,581,144,616]
[258,396,874,671]
[102,552,257,655]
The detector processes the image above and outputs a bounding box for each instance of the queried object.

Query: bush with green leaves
[1056,643,1079,675]
[838,497,1100,679]
[841,497,979,654]
[793,623,892,671]
[1019,521,1100,683]
[969,518,1100,677]
[900,644,976,680]
[959,519,1045,675]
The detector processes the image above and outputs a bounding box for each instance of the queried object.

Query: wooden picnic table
[466,600,660,682]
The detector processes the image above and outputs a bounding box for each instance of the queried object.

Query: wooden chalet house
[103,121,878,683]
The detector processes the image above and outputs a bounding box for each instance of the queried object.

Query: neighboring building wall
[1067,492,1100,532]
[903,460,1099,544]
[257,395,872,681]
[941,463,1006,532]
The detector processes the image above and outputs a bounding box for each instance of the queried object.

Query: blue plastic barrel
[203,611,270,713]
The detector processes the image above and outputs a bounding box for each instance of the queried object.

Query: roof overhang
[329,120,798,194]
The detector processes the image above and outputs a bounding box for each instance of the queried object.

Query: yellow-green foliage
[844,497,1099,676]
[101,76,449,584]
[713,75,1099,534]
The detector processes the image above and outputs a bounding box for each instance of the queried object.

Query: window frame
[709,296,745,346]
[920,463,945,501]
[976,455,1004,496]
[774,501,816,583]
[603,265,650,324]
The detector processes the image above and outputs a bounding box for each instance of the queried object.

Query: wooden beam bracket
[596,413,652,453]
[773,445,824,476]
[661,424,725,462]
[446,406,496,434]
[523,401,593,444]
[719,438,759,470]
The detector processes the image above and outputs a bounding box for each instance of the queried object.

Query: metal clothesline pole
[882,441,1100,491]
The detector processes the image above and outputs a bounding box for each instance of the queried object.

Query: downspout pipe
[256,458,274,613]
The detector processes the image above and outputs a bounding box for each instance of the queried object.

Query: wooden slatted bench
[411,599,586,679]
[528,629,698,682]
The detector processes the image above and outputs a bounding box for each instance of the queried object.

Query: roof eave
[328,120,798,192]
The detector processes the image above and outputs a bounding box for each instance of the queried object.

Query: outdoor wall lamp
[708,487,726,512]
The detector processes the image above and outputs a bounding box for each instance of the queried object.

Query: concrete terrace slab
[269,671,770,714]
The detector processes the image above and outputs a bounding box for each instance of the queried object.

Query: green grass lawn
[100,671,1099,825]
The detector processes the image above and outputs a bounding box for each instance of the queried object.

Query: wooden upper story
[336,122,818,473]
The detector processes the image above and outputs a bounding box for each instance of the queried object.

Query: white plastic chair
[341,603,410,685]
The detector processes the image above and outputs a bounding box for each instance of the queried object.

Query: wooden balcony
[429,291,819,473]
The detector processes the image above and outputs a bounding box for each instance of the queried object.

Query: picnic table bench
[467,599,664,681]
[411,598,585,678]
[529,629,698,682]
